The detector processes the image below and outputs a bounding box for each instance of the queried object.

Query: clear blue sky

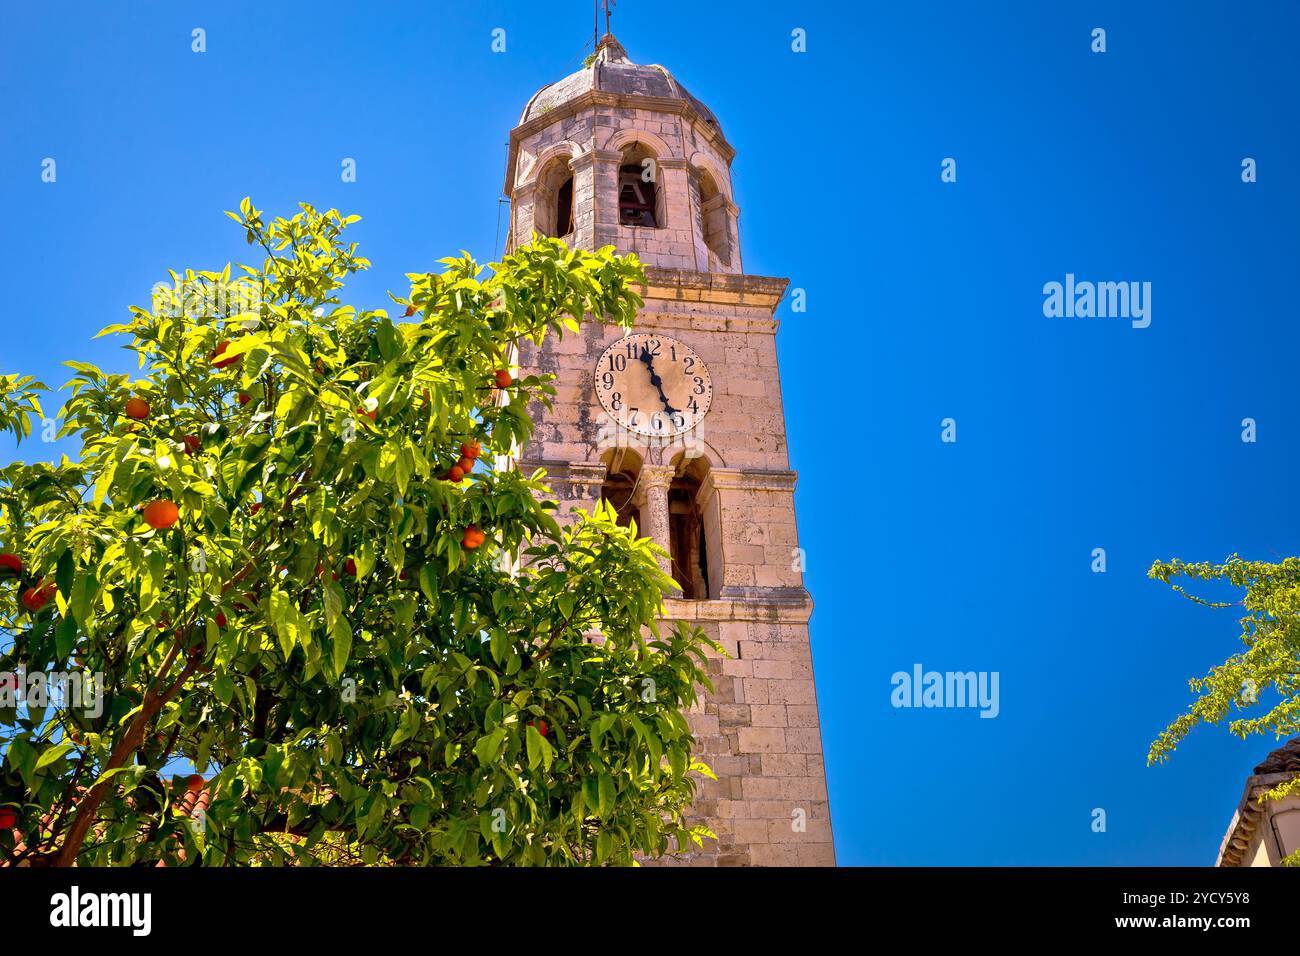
[3,1,1298,865]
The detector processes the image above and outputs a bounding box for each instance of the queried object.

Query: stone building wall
[504,34,834,866]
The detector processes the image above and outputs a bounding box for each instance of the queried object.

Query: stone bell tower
[504,34,834,866]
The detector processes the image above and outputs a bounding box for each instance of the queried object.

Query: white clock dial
[593,332,712,437]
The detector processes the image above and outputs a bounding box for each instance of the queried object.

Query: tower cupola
[504,34,741,273]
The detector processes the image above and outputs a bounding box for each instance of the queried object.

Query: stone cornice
[568,151,598,171]
[641,268,789,312]
[505,90,736,194]
[661,592,813,624]
[700,469,798,501]
[520,460,607,485]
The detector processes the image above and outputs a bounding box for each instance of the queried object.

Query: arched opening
[535,156,575,239]
[667,453,716,600]
[695,168,730,268]
[618,142,662,229]
[598,448,643,531]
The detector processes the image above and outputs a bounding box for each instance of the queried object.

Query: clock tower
[504,33,834,866]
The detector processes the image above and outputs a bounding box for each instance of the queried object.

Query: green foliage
[0,200,717,866]
[1147,556,1300,769]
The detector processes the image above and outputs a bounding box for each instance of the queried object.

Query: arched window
[618,142,662,229]
[598,449,642,530]
[535,156,574,239]
[667,454,716,600]
[695,168,730,268]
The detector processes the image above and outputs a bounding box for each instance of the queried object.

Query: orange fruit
[494,370,513,388]
[237,392,252,406]
[142,499,179,530]
[461,525,485,550]
[124,397,151,420]
[460,442,481,459]
[0,552,23,577]
[210,340,239,369]
[21,581,56,613]
[444,465,464,482]
[457,456,475,474]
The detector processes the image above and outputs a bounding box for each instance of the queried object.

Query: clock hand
[639,347,679,415]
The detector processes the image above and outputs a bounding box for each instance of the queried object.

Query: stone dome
[517,34,721,133]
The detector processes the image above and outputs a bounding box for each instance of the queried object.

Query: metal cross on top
[596,0,616,50]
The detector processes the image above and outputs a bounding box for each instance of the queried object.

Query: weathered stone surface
[503,33,834,867]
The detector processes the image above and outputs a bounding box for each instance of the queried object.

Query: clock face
[593,332,712,437]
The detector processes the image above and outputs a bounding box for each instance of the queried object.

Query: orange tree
[0,200,716,866]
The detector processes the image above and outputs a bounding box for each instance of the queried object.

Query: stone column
[508,183,537,254]
[568,150,597,250]
[635,464,676,575]
[591,149,624,249]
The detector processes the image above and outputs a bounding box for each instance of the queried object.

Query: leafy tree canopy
[0,200,716,866]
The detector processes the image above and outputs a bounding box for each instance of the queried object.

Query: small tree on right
[1148,555,1300,865]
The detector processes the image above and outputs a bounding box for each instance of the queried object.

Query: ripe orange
[494,370,513,389]
[210,340,239,369]
[237,392,252,406]
[0,552,23,577]
[143,499,180,530]
[0,808,17,830]
[21,581,56,613]
[457,456,475,474]
[180,434,201,455]
[124,397,151,420]
[460,442,481,460]
[461,525,485,550]
[444,465,464,482]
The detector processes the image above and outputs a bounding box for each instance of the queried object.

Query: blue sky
[3,1,1299,865]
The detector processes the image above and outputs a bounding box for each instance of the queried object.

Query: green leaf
[525,723,545,771]
[54,615,77,660]
[35,741,74,770]
[331,617,352,676]
[598,773,615,818]
[474,727,506,766]
[556,592,574,619]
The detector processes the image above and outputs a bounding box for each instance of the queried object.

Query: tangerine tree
[0,200,716,866]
